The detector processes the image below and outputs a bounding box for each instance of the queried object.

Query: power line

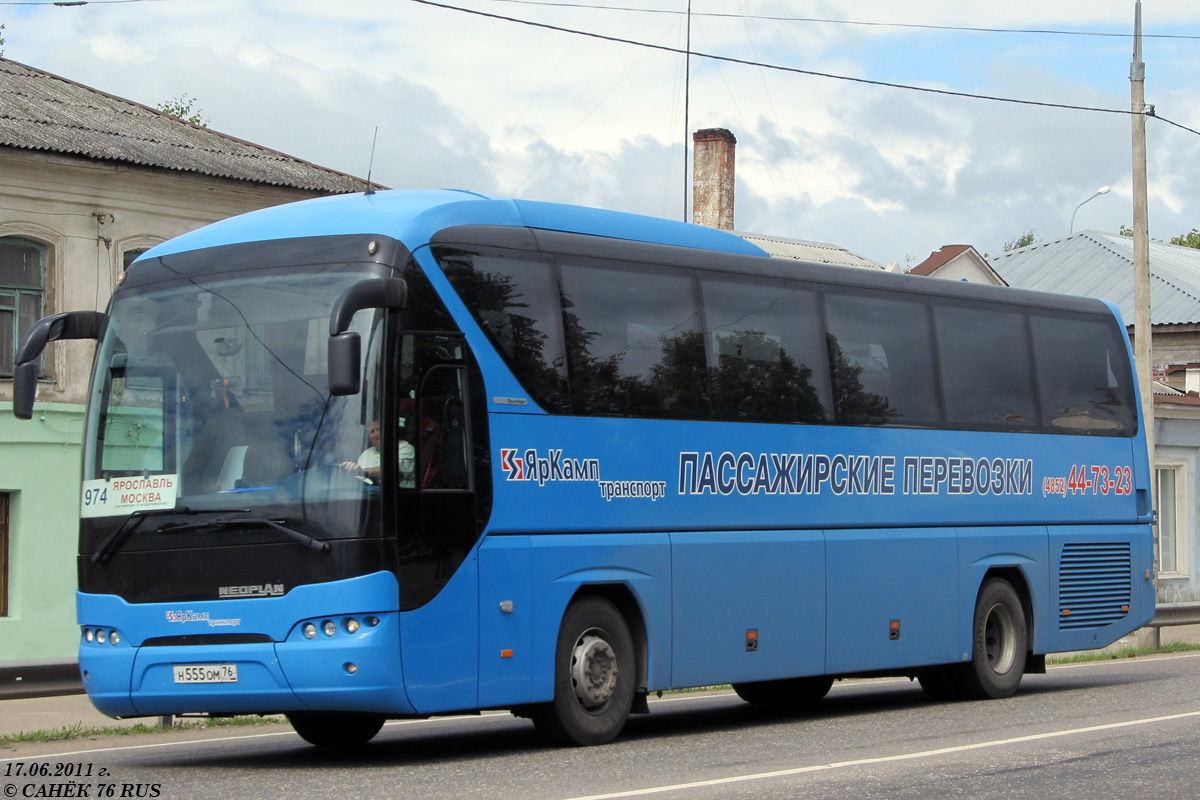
[483,0,1200,41]
[1157,113,1200,138]
[410,0,1141,121]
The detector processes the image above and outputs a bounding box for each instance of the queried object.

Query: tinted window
[701,275,829,423]
[560,259,704,418]
[935,303,1037,429]
[434,245,569,413]
[1031,312,1136,435]
[434,229,1135,437]
[824,291,939,426]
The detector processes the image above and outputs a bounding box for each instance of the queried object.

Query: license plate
[173,664,238,684]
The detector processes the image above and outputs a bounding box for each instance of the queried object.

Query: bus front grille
[1058,542,1132,630]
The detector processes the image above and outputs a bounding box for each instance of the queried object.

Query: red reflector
[1122,605,1129,612]
[1062,609,1071,616]
[501,649,513,658]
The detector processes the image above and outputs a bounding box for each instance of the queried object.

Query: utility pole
[1131,0,1158,645]
[683,0,692,223]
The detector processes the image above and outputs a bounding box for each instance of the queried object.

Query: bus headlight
[322,620,337,637]
[303,623,318,639]
[84,628,95,643]
[344,618,360,634]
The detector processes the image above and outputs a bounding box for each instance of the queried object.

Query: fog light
[344,663,357,675]
[303,623,317,639]
[84,628,94,643]
[344,618,360,634]
[96,629,107,644]
[322,620,337,637]
[109,631,120,645]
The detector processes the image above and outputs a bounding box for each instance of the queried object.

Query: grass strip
[1047,640,1200,664]
[0,715,283,747]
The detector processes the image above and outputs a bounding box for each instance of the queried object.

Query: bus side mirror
[328,278,407,396]
[12,310,107,420]
[328,333,362,396]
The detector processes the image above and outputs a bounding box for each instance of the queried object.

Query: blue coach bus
[13,189,1154,747]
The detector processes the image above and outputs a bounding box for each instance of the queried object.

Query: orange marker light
[501,649,513,658]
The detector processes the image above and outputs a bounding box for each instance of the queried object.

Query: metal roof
[737,230,883,270]
[0,57,369,194]
[987,230,1200,326]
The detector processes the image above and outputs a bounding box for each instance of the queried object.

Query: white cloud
[6,0,1200,265]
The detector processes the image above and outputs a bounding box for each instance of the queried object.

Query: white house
[0,55,369,668]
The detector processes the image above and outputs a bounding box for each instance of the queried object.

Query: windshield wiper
[91,507,252,565]
[155,516,331,554]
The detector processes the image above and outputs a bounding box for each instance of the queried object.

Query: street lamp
[1070,185,1111,234]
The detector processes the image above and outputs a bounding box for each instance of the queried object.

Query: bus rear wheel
[532,596,635,747]
[957,578,1028,700]
[286,712,385,747]
[732,676,834,708]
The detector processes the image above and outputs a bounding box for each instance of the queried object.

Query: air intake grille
[1058,542,1132,630]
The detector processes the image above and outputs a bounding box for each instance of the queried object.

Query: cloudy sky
[4,0,1200,266]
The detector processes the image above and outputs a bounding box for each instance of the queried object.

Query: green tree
[1003,229,1040,252]
[1118,226,1200,247]
[1170,229,1200,249]
[157,93,208,127]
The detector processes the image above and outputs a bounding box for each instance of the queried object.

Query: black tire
[917,666,963,702]
[957,578,1028,700]
[732,676,834,708]
[532,596,636,746]
[286,712,385,747]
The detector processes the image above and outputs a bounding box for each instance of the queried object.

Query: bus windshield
[80,266,386,544]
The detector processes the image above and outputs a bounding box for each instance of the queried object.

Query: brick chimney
[692,128,736,231]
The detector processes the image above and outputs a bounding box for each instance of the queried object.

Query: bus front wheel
[958,578,1028,700]
[533,596,635,746]
[286,712,385,747]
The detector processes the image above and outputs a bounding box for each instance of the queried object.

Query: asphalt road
[4,652,1200,800]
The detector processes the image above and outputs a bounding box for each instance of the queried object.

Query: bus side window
[559,259,704,418]
[700,275,830,424]
[934,302,1037,429]
[824,291,940,427]
[433,245,569,414]
[1030,312,1136,434]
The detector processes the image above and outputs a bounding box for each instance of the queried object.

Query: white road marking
[562,709,1200,799]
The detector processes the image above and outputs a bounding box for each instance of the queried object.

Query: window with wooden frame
[1,237,46,378]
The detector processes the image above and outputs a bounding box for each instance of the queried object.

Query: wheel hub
[983,602,1017,674]
[571,632,619,710]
